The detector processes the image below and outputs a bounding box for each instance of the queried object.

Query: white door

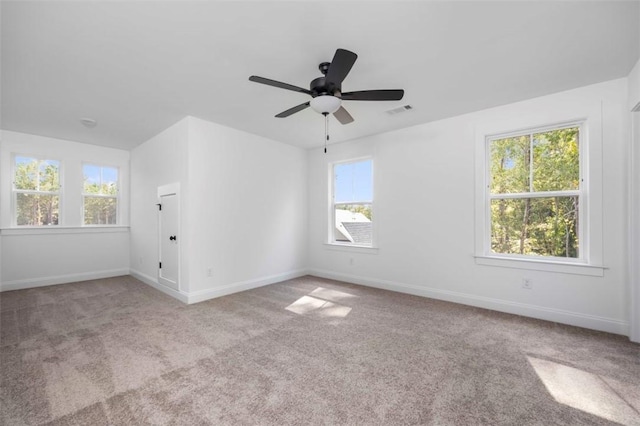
[158,192,179,290]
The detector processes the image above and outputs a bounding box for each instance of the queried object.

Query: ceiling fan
[248,48,404,124]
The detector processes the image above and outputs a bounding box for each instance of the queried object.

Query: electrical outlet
[349,257,354,266]
[207,268,212,277]
[522,278,533,289]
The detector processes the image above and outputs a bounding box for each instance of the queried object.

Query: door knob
[169,235,177,241]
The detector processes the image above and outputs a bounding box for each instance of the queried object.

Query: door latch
[169,235,177,241]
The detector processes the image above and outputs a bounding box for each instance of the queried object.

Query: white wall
[129,117,190,298]
[129,116,307,303]
[308,79,630,335]
[0,131,130,290]
[185,117,307,300]
[1,228,130,289]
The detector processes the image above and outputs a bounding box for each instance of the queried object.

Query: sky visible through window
[15,156,59,169]
[335,160,372,203]
[83,164,117,191]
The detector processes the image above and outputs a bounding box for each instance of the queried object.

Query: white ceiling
[2,1,639,151]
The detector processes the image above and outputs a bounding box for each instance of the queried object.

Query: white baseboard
[0,269,131,292]
[4,265,626,336]
[129,269,189,304]
[186,269,309,304]
[309,268,629,336]
[129,268,307,305]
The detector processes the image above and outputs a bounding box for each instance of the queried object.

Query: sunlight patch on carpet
[308,287,357,302]
[286,296,326,315]
[528,356,639,423]
[285,287,353,318]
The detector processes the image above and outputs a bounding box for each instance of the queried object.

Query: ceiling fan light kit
[249,48,404,152]
[310,95,341,114]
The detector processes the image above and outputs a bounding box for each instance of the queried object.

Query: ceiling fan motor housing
[310,76,340,98]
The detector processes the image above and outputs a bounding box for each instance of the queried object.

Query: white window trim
[328,157,376,248]
[11,153,63,227]
[474,111,604,276]
[1,226,129,236]
[81,162,120,226]
[323,242,379,254]
[485,121,586,263]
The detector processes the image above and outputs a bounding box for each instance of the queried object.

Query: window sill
[324,243,379,254]
[1,226,130,236]
[474,255,605,276]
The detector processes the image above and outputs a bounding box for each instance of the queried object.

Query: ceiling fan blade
[341,89,404,101]
[249,76,312,95]
[325,49,358,87]
[275,102,310,118]
[333,106,354,125]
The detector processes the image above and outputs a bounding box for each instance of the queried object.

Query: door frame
[157,183,180,292]
[630,112,640,343]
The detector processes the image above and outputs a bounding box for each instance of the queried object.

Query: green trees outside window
[489,126,580,258]
[12,157,120,227]
[14,156,60,226]
[83,164,118,225]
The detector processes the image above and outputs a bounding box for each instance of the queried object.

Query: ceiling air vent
[386,105,413,115]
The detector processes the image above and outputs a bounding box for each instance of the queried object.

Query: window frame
[474,109,604,277]
[328,157,375,248]
[81,162,120,226]
[11,153,63,227]
[483,121,587,264]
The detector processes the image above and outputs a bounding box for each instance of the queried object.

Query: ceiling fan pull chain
[324,112,329,153]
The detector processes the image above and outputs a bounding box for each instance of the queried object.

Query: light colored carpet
[1,275,639,425]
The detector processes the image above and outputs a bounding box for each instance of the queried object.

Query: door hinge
[156,203,162,211]
[159,262,162,269]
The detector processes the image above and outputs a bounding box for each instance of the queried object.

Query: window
[331,159,373,246]
[83,164,118,225]
[13,155,61,226]
[486,123,582,260]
